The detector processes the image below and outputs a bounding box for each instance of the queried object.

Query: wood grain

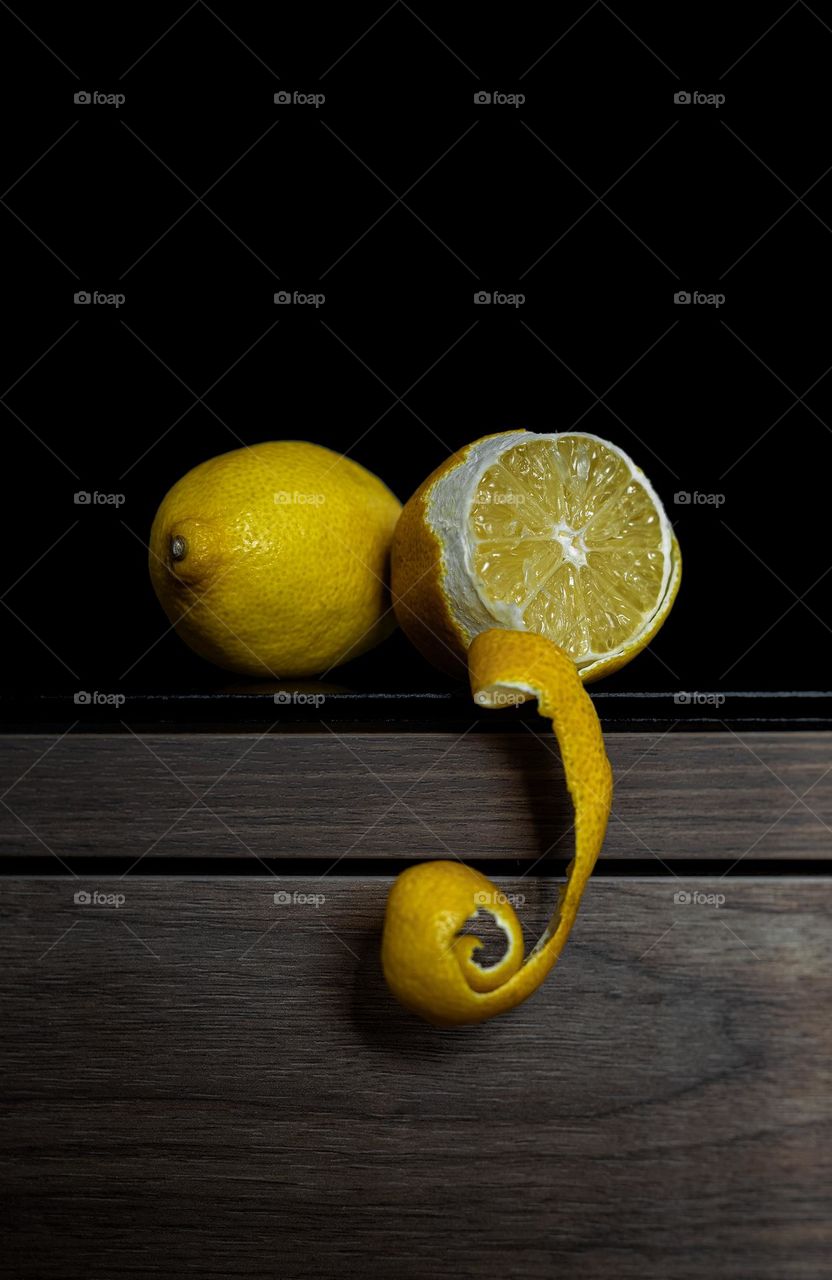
[1,731,830,862]
[1,877,830,1279]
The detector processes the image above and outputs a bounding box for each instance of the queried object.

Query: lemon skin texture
[149,441,402,678]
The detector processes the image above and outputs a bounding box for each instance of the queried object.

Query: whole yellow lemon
[149,441,401,677]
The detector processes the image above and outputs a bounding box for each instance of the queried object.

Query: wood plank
[1,731,831,861]
[1,877,830,1279]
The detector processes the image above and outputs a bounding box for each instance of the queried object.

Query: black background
[2,1,831,705]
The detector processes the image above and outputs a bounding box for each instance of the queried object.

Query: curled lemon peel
[381,630,613,1026]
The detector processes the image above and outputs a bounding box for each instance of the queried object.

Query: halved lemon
[391,430,680,681]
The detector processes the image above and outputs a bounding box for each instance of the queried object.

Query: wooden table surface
[1,729,830,1278]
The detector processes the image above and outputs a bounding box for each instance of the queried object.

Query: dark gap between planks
[1,857,830,877]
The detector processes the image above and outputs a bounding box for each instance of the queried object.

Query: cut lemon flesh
[464,433,672,668]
